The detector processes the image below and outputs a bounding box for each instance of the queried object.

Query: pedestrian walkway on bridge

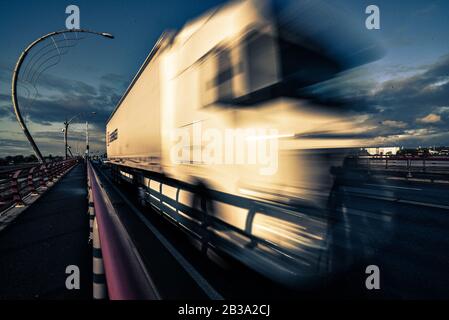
[0,163,91,299]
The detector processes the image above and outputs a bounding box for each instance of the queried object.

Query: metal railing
[87,161,159,299]
[357,155,449,169]
[109,163,328,285]
[102,155,449,289]
[355,156,449,180]
[0,158,79,212]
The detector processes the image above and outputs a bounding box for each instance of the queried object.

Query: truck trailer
[105,0,385,285]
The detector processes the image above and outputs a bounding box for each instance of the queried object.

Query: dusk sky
[0,0,448,157]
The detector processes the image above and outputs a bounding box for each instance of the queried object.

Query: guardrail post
[46,163,54,182]
[27,167,38,196]
[53,163,57,179]
[55,161,63,177]
[245,206,257,248]
[138,186,146,206]
[11,170,25,207]
[407,159,413,178]
[39,164,49,188]
[93,217,107,299]
[53,162,61,179]
[194,185,213,255]
[88,173,95,241]
[54,162,62,178]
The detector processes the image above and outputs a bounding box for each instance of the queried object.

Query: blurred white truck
[106,0,383,284]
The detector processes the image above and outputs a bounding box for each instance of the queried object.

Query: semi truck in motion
[105,0,385,286]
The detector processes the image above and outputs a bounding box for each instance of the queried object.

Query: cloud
[350,53,449,146]
[381,120,407,128]
[1,74,125,126]
[417,113,441,124]
[372,54,449,114]
[0,138,30,150]
[100,73,130,88]
[0,70,127,156]
[303,52,449,146]
[436,106,449,114]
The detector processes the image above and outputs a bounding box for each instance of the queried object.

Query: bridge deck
[0,163,91,299]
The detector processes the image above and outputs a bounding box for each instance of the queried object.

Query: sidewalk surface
[0,163,92,299]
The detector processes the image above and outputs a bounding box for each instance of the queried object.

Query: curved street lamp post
[11,29,114,163]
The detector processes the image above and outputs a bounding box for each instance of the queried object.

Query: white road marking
[343,189,449,211]
[397,199,449,210]
[364,183,422,191]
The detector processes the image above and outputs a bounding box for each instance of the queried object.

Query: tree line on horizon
[0,154,64,166]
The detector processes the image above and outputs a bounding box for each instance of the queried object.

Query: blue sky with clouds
[0,0,448,156]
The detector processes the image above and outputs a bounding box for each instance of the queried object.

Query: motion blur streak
[106,0,388,286]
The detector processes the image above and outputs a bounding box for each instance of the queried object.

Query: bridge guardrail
[103,155,449,288]
[87,161,160,300]
[357,156,449,169]
[0,158,79,213]
[106,154,449,285]
[108,162,329,285]
[354,156,449,180]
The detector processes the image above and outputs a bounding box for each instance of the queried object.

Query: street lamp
[63,111,96,159]
[11,29,114,163]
